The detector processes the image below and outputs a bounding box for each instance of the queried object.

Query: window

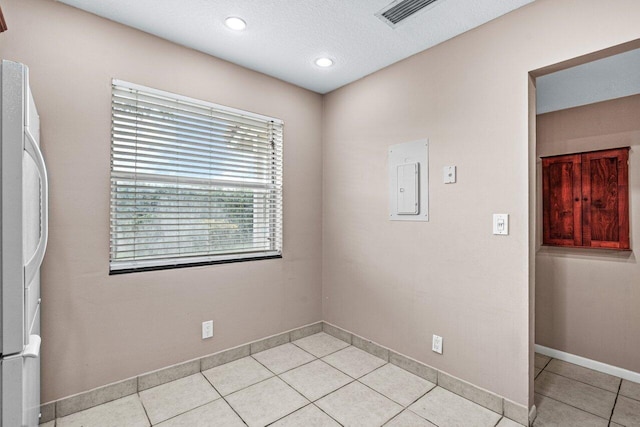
[541,147,629,250]
[110,80,283,273]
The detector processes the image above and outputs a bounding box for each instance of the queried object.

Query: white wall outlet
[493,213,509,235]
[432,334,443,354]
[202,320,213,339]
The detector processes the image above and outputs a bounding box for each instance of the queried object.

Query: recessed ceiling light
[225,17,246,31]
[315,57,334,68]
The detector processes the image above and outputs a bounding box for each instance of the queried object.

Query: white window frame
[109,80,283,273]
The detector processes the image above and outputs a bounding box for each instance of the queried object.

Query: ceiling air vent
[376,0,442,28]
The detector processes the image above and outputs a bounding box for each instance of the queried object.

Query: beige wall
[2,0,640,409]
[0,0,324,402]
[322,0,640,405]
[536,95,640,372]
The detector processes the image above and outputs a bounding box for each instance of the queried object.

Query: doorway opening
[529,39,640,425]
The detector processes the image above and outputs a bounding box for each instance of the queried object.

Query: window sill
[109,254,283,275]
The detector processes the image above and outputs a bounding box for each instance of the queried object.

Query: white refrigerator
[0,60,48,426]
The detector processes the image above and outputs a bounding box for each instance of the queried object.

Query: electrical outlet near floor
[432,334,443,354]
[202,320,213,339]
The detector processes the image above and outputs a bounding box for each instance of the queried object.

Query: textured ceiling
[57,0,534,94]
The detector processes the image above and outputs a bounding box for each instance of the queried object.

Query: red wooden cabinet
[542,147,630,250]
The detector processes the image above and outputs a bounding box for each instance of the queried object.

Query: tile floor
[43,332,520,427]
[534,353,640,427]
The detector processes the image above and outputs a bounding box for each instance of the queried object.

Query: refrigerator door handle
[23,128,49,286]
[23,334,41,358]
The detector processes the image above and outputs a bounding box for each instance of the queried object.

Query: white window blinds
[110,80,283,273]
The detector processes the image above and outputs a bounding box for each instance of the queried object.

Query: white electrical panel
[389,139,429,221]
[397,163,419,214]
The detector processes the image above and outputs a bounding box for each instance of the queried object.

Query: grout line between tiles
[540,359,622,394]
[243,349,318,425]
[142,373,221,426]
[276,362,355,404]
[541,369,620,394]
[540,356,553,372]
[204,345,324,402]
[608,378,622,424]
[136,392,153,427]
[146,396,220,426]
[289,333,351,359]
[533,392,610,422]
[354,372,411,407]
[492,417,502,427]
[534,367,544,380]
[407,385,437,408]
[381,409,405,427]
[249,348,318,377]
[200,369,249,427]
[310,402,345,427]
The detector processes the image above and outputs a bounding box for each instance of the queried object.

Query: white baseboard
[535,344,640,383]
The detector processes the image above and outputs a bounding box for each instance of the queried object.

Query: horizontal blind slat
[112,88,278,129]
[110,80,283,270]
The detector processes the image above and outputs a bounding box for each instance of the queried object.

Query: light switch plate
[443,166,456,184]
[493,214,509,235]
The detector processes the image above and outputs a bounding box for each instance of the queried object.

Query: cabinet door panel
[582,148,629,249]
[542,154,582,246]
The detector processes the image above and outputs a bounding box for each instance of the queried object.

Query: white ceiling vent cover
[376,0,443,27]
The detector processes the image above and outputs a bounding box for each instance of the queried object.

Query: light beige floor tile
[360,364,435,406]
[409,387,501,427]
[621,379,640,401]
[202,356,273,396]
[293,332,350,358]
[322,346,386,379]
[534,371,616,419]
[384,410,436,426]
[544,359,620,392]
[612,395,640,427]
[496,417,523,427]
[270,404,341,427]
[280,359,353,401]
[252,343,315,374]
[316,381,402,426]
[535,368,542,377]
[226,376,309,427]
[40,422,56,427]
[155,399,245,427]
[535,353,551,369]
[57,395,149,427]
[611,423,624,427]
[533,393,608,427]
[139,373,219,425]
